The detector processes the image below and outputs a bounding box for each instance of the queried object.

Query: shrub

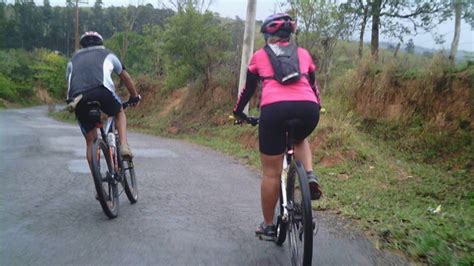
[0,74,19,101]
[32,49,67,99]
[0,49,67,103]
[160,8,231,89]
[105,31,163,76]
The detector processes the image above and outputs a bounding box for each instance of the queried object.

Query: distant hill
[378,41,474,62]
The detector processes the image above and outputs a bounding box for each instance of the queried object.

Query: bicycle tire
[121,158,138,204]
[91,138,119,218]
[287,160,313,266]
[275,184,288,246]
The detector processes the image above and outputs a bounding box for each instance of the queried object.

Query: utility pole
[237,0,256,115]
[74,0,89,51]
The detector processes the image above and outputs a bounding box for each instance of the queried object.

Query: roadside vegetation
[0,49,66,107]
[121,54,473,266]
[5,1,474,264]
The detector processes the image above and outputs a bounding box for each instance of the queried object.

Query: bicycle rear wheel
[121,158,138,204]
[91,138,119,218]
[287,160,313,266]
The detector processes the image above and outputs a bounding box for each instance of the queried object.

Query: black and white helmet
[79,31,103,48]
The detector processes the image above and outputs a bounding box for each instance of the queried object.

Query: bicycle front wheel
[287,160,313,266]
[121,158,138,204]
[91,138,119,218]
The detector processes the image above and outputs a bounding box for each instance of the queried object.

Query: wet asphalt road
[0,107,408,265]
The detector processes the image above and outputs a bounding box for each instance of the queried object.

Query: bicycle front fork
[280,169,289,223]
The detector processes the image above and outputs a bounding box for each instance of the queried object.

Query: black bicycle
[88,100,138,218]
[235,116,314,266]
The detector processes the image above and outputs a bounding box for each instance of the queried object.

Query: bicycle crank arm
[280,175,289,222]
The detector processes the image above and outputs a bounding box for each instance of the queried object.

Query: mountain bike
[87,100,138,219]
[274,118,314,266]
[233,116,314,266]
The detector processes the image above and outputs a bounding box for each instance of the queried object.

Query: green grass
[313,130,473,265]
[49,109,76,123]
[358,119,473,178]
[183,125,261,169]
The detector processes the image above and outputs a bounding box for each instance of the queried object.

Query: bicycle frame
[95,114,121,179]
[279,136,295,223]
[94,100,133,182]
[85,99,138,218]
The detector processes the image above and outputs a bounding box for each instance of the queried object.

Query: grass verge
[49,99,473,265]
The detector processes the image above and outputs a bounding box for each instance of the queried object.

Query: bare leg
[260,153,284,225]
[115,109,128,146]
[294,138,313,172]
[295,138,322,200]
[85,129,98,170]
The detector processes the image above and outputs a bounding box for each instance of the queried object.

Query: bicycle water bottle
[107,132,116,148]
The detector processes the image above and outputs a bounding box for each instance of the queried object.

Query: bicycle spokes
[285,161,313,266]
[289,220,303,266]
[91,138,119,218]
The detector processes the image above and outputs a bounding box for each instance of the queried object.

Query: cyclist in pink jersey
[233,13,322,240]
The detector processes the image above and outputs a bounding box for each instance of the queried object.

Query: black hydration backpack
[263,43,302,85]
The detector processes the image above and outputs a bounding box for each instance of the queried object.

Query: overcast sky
[26,0,474,52]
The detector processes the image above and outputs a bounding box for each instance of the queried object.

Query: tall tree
[0,2,7,48]
[65,0,75,55]
[369,0,448,59]
[91,0,104,33]
[161,6,230,87]
[13,1,43,50]
[134,4,174,33]
[40,0,53,48]
[448,0,473,64]
[343,0,371,58]
[357,0,370,58]
[163,0,212,13]
[450,1,462,63]
[0,2,175,55]
[118,3,143,63]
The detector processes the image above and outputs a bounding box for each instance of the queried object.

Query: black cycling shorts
[259,101,320,155]
[74,87,122,136]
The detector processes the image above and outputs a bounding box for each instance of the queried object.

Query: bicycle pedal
[256,235,276,242]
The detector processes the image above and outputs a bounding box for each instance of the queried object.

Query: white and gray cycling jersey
[66,46,124,99]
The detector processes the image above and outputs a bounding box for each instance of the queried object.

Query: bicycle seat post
[285,119,305,165]
[86,101,106,140]
[286,126,295,166]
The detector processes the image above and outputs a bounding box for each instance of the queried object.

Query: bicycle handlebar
[122,95,141,109]
[229,115,259,126]
[122,101,131,109]
[65,94,141,112]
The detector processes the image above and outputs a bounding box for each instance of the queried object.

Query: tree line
[0,1,245,103]
[0,0,472,104]
[0,0,174,56]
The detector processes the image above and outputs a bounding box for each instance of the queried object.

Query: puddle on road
[67,148,178,173]
[48,136,85,156]
[67,159,90,174]
[134,148,178,158]
[52,137,178,158]
[28,123,77,130]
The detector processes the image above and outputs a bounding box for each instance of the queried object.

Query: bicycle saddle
[284,118,305,131]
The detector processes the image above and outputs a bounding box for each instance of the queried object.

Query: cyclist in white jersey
[66,31,141,169]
